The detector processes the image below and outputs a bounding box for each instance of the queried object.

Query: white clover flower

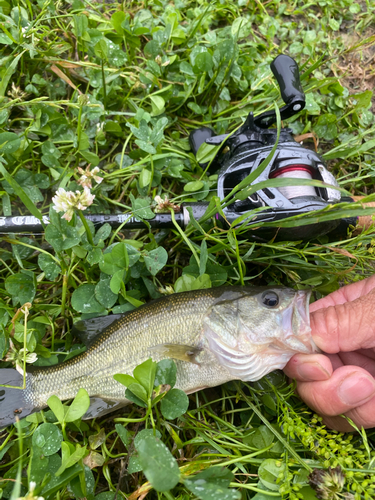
[6,347,38,374]
[52,187,95,222]
[21,26,31,39]
[17,481,45,500]
[154,195,180,213]
[78,165,103,188]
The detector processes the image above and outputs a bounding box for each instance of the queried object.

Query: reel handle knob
[271,54,305,111]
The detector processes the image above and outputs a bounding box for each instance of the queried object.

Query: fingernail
[296,362,330,381]
[339,373,375,405]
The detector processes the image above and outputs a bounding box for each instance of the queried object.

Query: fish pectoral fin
[83,397,129,420]
[149,344,202,365]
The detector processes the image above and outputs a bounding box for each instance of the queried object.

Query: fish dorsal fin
[83,397,128,420]
[149,344,202,365]
[72,314,126,348]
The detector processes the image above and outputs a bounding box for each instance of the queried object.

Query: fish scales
[25,288,228,408]
[0,285,317,428]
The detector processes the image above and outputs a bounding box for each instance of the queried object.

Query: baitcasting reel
[0,55,357,241]
[188,54,354,241]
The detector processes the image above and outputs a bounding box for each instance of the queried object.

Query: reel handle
[254,54,306,128]
[270,54,305,108]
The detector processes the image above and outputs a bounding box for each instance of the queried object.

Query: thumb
[311,287,375,353]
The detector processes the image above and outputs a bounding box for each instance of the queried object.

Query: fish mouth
[295,289,311,333]
[287,289,319,354]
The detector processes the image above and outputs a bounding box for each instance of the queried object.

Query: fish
[0,285,317,428]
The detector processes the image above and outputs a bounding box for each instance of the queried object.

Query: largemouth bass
[0,286,316,428]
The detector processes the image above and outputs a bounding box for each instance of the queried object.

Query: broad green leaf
[135,139,156,154]
[104,121,122,135]
[0,33,12,44]
[95,492,116,500]
[143,247,168,276]
[95,279,118,308]
[5,272,36,305]
[128,455,143,474]
[56,442,87,476]
[248,426,274,449]
[87,247,102,266]
[184,180,204,193]
[88,428,107,450]
[115,424,131,448]
[47,395,65,424]
[258,459,285,491]
[99,252,122,275]
[130,194,155,220]
[329,18,340,31]
[3,169,50,204]
[135,434,180,492]
[111,11,126,34]
[69,466,95,500]
[40,455,82,497]
[125,386,148,407]
[149,95,165,116]
[231,16,252,37]
[128,120,150,141]
[80,150,100,166]
[64,388,90,423]
[71,284,106,314]
[28,446,50,487]
[110,269,124,294]
[94,39,108,60]
[45,211,80,252]
[134,429,161,449]
[139,168,152,188]
[154,359,177,388]
[113,373,136,387]
[0,308,9,327]
[174,273,211,293]
[38,253,61,281]
[0,132,21,154]
[133,358,157,395]
[313,113,337,141]
[72,245,87,259]
[73,14,88,37]
[160,389,189,420]
[32,423,63,456]
[127,382,148,403]
[184,467,240,500]
[250,494,281,500]
[194,51,213,73]
[41,141,61,157]
[94,223,111,245]
[352,90,372,111]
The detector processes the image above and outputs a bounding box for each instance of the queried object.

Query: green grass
[1,0,375,499]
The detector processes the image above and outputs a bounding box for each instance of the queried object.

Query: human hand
[284,275,375,432]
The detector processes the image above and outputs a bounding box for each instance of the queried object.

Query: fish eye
[261,291,279,308]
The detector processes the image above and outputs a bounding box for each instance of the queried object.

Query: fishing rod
[0,55,371,241]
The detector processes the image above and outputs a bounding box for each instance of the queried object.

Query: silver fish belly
[0,285,316,427]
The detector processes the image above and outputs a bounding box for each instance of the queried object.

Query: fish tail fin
[0,369,36,429]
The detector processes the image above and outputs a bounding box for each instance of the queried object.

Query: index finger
[311,288,375,353]
[310,275,375,313]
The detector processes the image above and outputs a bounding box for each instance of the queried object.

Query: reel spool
[269,164,317,200]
